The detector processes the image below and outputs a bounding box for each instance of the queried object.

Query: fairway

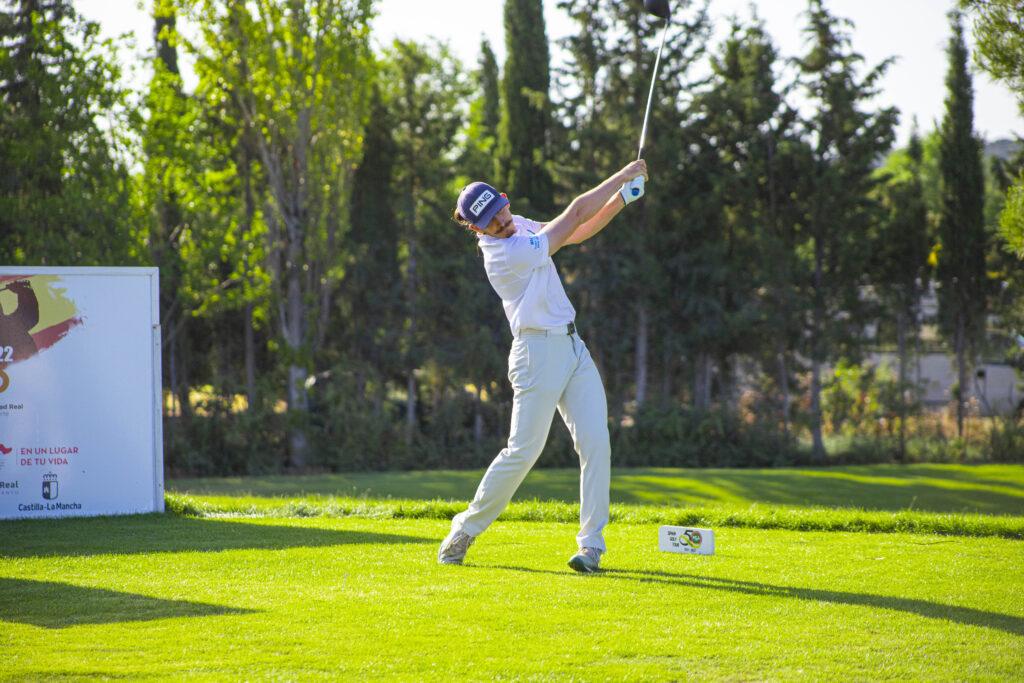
[172,464,1024,515]
[2,514,1023,680]
[4,466,1024,680]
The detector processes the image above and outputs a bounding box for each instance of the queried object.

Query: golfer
[438,159,648,573]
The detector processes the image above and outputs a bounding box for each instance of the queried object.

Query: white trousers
[452,329,611,552]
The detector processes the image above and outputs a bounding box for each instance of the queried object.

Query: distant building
[868,352,1020,416]
[866,282,1022,416]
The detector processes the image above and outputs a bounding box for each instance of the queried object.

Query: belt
[517,322,577,337]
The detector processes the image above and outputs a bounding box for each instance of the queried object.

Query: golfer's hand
[619,159,648,183]
[619,159,648,205]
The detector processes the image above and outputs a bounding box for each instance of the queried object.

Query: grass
[1,514,1022,680]
[171,463,1024,515]
[3,465,1023,680]
[167,464,1024,539]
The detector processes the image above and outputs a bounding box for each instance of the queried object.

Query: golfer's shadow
[0,515,434,559]
[484,564,1024,637]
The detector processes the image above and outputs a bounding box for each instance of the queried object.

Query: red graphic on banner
[0,275,83,369]
[0,444,11,455]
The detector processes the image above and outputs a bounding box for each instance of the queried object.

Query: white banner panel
[0,267,163,519]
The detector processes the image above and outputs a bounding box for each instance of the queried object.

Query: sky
[76,0,1022,146]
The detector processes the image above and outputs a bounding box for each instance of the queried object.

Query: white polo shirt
[478,215,576,337]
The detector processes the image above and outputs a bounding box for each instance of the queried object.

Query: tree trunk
[174,320,192,425]
[634,302,648,409]
[810,357,826,462]
[955,312,968,450]
[661,345,673,404]
[404,183,419,446]
[810,232,827,463]
[694,351,712,411]
[284,263,309,468]
[777,344,791,441]
[896,309,908,462]
[287,364,309,466]
[405,242,418,446]
[474,383,484,447]
[167,328,179,452]
[244,301,256,411]
[721,355,739,413]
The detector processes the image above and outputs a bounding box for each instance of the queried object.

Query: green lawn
[172,463,1024,515]
[3,465,1024,680]
[2,514,1022,680]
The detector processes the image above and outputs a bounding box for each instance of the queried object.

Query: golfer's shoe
[438,529,475,565]
[568,547,602,573]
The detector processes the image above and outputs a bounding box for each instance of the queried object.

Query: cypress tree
[936,11,987,442]
[479,39,501,142]
[462,38,502,181]
[348,84,402,400]
[495,0,553,216]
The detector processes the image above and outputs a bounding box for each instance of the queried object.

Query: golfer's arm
[565,194,625,245]
[540,171,628,255]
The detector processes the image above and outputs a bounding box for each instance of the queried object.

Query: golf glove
[620,176,645,205]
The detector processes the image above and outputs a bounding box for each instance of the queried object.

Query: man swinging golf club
[438,158,648,573]
[438,0,671,573]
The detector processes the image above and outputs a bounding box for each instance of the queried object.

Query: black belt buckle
[567,321,576,336]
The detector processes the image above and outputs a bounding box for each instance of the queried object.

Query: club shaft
[637,20,670,161]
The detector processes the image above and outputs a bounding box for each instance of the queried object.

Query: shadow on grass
[483,564,1024,637]
[698,469,1024,515]
[170,465,1024,515]
[0,577,255,629]
[0,515,434,559]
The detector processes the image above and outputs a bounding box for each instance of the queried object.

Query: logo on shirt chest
[529,236,540,250]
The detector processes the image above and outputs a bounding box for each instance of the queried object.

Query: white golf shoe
[438,529,475,565]
[568,547,602,573]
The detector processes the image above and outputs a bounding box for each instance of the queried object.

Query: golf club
[637,0,672,161]
[622,0,672,201]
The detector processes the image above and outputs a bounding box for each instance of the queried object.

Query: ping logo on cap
[470,190,495,217]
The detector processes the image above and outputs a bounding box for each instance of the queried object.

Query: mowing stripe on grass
[164,493,1024,539]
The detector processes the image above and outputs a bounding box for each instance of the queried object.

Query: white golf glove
[619,176,645,205]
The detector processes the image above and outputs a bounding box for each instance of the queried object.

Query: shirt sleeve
[502,233,549,275]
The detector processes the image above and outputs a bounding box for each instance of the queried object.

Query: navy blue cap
[457,181,509,229]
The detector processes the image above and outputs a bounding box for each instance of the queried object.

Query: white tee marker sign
[659,526,716,556]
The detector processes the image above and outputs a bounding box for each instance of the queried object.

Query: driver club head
[644,0,671,21]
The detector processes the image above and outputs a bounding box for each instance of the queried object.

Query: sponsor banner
[0,268,163,519]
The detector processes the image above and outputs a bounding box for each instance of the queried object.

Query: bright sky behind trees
[80,0,1020,145]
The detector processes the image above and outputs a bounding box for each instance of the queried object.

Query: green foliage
[960,0,1024,117]
[9,0,1024,474]
[0,0,137,265]
[961,0,1024,259]
[822,359,904,437]
[165,402,286,477]
[795,0,898,460]
[989,415,1024,462]
[1000,173,1024,257]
